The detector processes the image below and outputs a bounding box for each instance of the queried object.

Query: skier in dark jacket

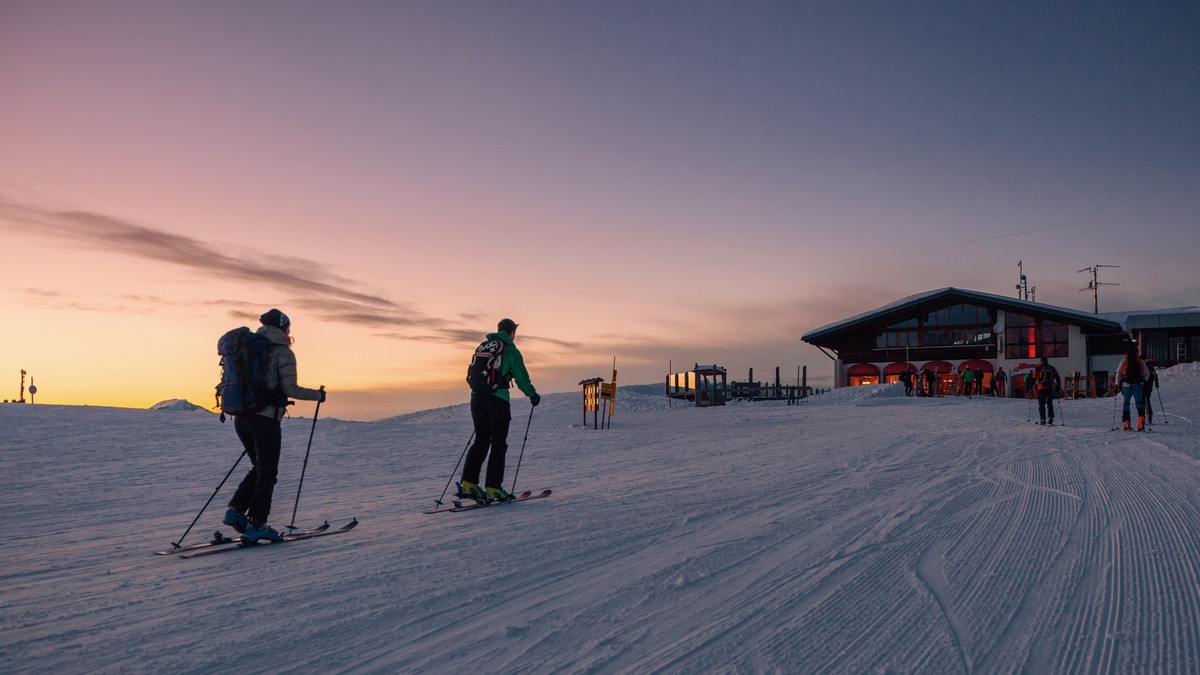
[1143,358,1158,424]
[224,309,326,542]
[1032,357,1061,425]
[458,318,540,502]
[993,367,1007,397]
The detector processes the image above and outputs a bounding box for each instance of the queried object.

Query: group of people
[898,366,1008,398]
[222,310,538,542]
[1022,349,1159,429]
[893,349,1159,431]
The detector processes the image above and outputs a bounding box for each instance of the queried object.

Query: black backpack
[1123,358,1143,384]
[466,338,507,394]
[215,327,285,420]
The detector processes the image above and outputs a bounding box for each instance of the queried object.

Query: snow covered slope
[2,366,1198,672]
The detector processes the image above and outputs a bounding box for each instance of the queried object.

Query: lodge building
[801,287,1198,397]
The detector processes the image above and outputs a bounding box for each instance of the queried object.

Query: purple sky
[2,1,1197,419]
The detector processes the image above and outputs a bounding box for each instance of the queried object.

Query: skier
[961,366,974,398]
[1143,358,1158,424]
[223,309,326,541]
[994,367,1007,398]
[1032,357,1061,425]
[458,318,540,502]
[1116,345,1149,431]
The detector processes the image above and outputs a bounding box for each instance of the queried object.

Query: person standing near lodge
[224,309,326,542]
[458,318,540,502]
[994,367,1007,398]
[924,368,936,397]
[1032,357,1061,425]
[899,369,913,396]
[1144,358,1159,424]
[961,366,974,398]
[1116,345,1150,431]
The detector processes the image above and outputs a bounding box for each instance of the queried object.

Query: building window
[923,304,993,346]
[875,318,918,348]
[1005,314,1068,358]
[875,304,993,349]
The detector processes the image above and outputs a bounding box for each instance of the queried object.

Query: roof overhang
[802,287,1125,348]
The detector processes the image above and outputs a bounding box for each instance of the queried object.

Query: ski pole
[171,449,246,549]
[432,430,475,509]
[287,387,323,530]
[1156,387,1168,424]
[1110,391,1120,431]
[508,405,535,497]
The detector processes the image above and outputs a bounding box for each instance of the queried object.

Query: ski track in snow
[2,366,1199,673]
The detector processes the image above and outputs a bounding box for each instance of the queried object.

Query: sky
[2,1,1197,420]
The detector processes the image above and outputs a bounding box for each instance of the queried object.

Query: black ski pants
[463,394,511,489]
[1037,389,1056,423]
[231,413,282,523]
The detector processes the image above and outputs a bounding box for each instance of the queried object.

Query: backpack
[466,338,507,394]
[215,327,284,420]
[1122,358,1143,384]
[1037,365,1056,386]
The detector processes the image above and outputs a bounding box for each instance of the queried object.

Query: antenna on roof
[1015,261,1030,301]
[1077,264,1120,314]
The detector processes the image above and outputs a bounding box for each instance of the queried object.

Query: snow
[3,367,1200,672]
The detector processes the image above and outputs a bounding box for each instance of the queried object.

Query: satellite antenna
[1077,264,1120,313]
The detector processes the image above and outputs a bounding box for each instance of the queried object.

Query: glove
[530,393,541,407]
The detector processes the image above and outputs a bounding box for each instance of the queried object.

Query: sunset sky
[2,1,1197,420]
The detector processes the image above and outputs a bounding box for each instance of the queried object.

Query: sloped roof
[1104,307,1200,331]
[802,287,1125,346]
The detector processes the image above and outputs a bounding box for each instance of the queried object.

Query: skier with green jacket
[458,318,540,502]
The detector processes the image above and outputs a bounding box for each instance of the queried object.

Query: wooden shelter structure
[666,364,727,407]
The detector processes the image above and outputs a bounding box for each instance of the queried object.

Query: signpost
[580,359,618,430]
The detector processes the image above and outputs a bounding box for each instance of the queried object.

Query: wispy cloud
[0,199,516,345]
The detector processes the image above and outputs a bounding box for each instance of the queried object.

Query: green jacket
[477,332,537,401]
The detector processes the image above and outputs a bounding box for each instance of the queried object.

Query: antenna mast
[1077,264,1120,313]
[1015,261,1030,301]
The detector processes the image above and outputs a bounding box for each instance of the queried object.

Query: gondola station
[802,287,1198,398]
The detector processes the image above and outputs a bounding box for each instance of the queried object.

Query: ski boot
[1137,415,1145,432]
[1123,419,1132,431]
[242,518,284,543]
[223,507,248,533]
[456,480,486,501]
[485,486,512,503]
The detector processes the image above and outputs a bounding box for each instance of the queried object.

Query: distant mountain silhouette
[149,399,208,412]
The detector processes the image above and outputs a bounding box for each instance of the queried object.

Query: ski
[178,519,358,558]
[447,489,552,513]
[423,490,531,514]
[156,522,331,556]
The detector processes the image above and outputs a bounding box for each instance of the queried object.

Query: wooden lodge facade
[801,287,1134,397]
